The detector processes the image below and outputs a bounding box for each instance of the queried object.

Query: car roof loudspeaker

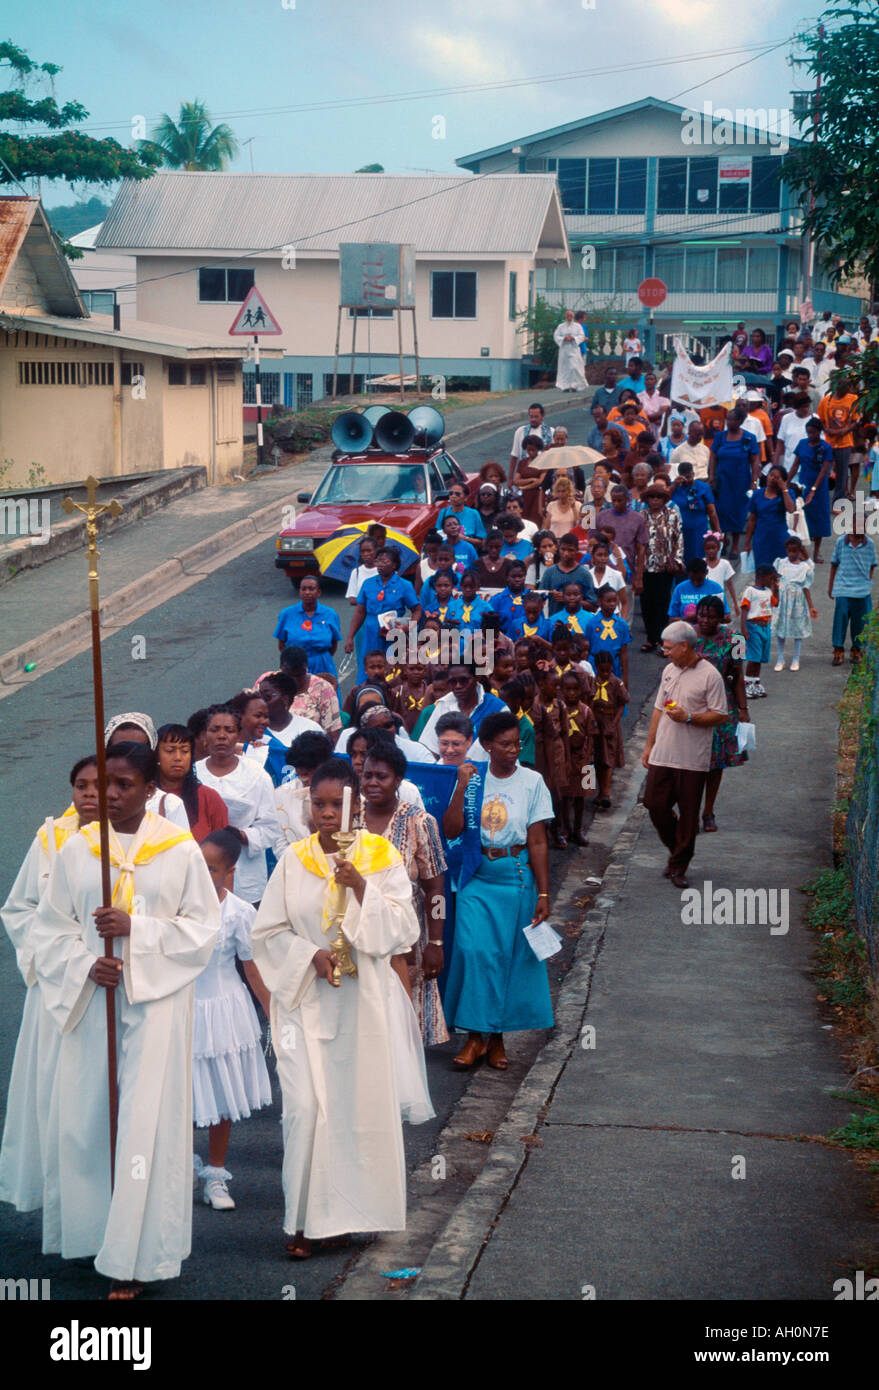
[373,410,416,453]
[408,405,445,446]
[362,405,388,427]
[331,411,375,454]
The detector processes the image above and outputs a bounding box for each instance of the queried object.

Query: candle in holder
[341,784,352,833]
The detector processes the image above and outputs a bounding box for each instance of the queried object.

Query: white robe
[252,841,420,1238]
[195,757,281,903]
[554,321,587,390]
[31,826,220,1282]
[0,828,61,1211]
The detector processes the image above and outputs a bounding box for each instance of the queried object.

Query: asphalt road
[0,399,660,1299]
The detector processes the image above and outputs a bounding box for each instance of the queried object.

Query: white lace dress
[193,891,272,1127]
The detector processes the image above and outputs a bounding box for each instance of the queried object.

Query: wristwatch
[685,712,692,724]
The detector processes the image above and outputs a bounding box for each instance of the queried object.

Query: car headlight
[279,536,314,552]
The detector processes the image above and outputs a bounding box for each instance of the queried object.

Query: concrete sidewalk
[413,585,879,1301]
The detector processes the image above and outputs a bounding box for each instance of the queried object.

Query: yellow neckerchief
[385,667,401,685]
[37,803,86,854]
[511,593,523,606]
[523,621,538,636]
[598,618,618,641]
[462,603,473,622]
[566,612,583,634]
[595,680,611,702]
[437,604,448,621]
[79,811,193,912]
[567,708,582,736]
[292,830,401,936]
[405,689,426,710]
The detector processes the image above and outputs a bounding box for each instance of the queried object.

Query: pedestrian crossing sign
[228,287,282,336]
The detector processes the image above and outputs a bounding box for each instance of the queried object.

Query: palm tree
[141,100,238,172]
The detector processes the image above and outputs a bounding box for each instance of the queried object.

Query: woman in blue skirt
[443,710,554,1071]
[789,417,834,564]
[708,404,762,560]
[273,574,341,684]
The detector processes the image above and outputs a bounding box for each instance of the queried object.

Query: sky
[8,0,824,204]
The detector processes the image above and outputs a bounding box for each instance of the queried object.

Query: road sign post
[229,288,283,471]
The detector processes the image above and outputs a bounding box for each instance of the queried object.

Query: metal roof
[0,197,86,316]
[455,95,804,168]
[95,172,568,257]
[0,309,281,359]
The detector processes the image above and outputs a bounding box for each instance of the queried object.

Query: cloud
[409,26,523,87]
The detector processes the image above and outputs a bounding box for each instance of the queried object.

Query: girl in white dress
[195,828,273,1211]
[773,536,818,672]
[195,704,282,905]
[703,532,739,617]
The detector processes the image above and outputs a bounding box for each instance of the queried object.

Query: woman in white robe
[31,744,220,1294]
[0,758,100,1211]
[195,704,281,904]
[252,760,421,1255]
[554,312,587,391]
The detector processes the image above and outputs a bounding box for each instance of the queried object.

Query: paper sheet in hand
[377,610,399,630]
[523,921,563,961]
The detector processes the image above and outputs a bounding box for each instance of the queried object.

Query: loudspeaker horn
[331,411,375,454]
[373,410,416,454]
[362,405,388,426]
[408,405,445,445]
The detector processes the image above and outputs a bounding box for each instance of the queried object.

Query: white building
[94,171,570,404]
[68,223,137,320]
[457,97,868,362]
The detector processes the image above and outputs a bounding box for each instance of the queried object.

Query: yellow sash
[79,811,193,911]
[462,604,473,622]
[567,613,583,634]
[292,831,401,936]
[523,622,538,636]
[598,619,618,641]
[568,713,581,736]
[595,680,611,702]
[37,804,85,854]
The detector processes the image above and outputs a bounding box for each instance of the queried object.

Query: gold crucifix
[62,475,123,612]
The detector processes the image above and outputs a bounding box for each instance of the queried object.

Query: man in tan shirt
[641,621,727,887]
[669,421,711,480]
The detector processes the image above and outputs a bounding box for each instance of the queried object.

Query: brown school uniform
[590,674,629,769]
[560,700,599,798]
[530,695,571,796]
[393,683,430,734]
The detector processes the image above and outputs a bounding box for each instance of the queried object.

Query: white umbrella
[528,444,604,472]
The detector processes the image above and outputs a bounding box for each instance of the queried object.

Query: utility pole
[803,23,825,306]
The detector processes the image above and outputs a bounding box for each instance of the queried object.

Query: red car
[275,445,477,584]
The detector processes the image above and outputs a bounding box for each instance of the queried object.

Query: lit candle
[341,785,352,834]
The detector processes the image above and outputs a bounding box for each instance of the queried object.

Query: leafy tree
[832,342,879,423]
[355,163,384,172]
[782,0,879,287]
[46,195,111,239]
[139,100,238,172]
[516,294,628,369]
[0,41,160,192]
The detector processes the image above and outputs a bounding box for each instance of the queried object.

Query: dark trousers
[832,447,851,501]
[832,594,872,650]
[641,571,675,645]
[643,764,707,874]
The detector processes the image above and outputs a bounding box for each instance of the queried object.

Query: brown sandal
[108,1280,144,1299]
[486,1035,509,1070]
[286,1234,313,1259]
[453,1035,487,1070]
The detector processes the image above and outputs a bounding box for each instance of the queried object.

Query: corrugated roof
[0,308,281,359]
[96,172,567,256]
[0,198,85,316]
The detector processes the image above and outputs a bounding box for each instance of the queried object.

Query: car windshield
[310,463,427,505]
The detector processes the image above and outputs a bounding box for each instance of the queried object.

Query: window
[657,157,688,213]
[324,373,365,396]
[615,248,645,290]
[188,364,207,386]
[558,158,587,214]
[431,270,477,319]
[427,458,445,495]
[508,270,518,320]
[716,248,747,291]
[718,170,749,213]
[120,361,145,386]
[750,156,782,212]
[81,290,116,315]
[296,373,313,409]
[168,363,187,386]
[18,360,114,386]
[434,452,459,484]
[587,157,616,213]
[685,248,715,292]
[688,157,718,213]
[242,372,280,404]
[747,246,778,291]
[654,248,685,292]
[347,306,394,318]
[198,267,255,303]
[617,158,647,214]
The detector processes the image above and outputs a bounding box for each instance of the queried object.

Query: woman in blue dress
[668,463,721,566]
[742,464,796,572]
[273,574,341,684]
[708,404,762,560]
[344,546,422,682]
[789,417,834,563]
[442,711,553,1072]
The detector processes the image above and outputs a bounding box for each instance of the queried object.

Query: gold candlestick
[327,829,358,985]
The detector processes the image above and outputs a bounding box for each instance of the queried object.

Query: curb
[0,491,293,686]
[408,716,654,1300]
[0,466,207,588]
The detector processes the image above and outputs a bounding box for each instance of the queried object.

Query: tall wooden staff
[62,475,123,1187]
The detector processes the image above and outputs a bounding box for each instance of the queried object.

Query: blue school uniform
[272,601,340,679]
[583,613,631,677]
[456,594,493,631]
[508,610,554,642]
[355,573,419,681]
[490,586,532,636]
[418,571,460,610]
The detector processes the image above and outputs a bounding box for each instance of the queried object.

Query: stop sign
[638,277,667,308]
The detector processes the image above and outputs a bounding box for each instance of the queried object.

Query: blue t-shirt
[437,505,484,538]
[668,575,727,620]
[273,601,340,653]
[617,374,646,394]
[831,536,877,598]
[499,538,533,563]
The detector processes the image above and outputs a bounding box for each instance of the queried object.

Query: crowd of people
[2,308,876,1299]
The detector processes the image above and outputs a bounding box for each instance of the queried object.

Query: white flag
[670,338,734,408]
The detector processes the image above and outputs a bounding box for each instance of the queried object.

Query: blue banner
[405,759,484,891]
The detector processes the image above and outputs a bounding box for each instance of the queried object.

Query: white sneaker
[754,681,768,698]
[202,1167,235,1210]
[774,660,784,672]
[790,660,800,672]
